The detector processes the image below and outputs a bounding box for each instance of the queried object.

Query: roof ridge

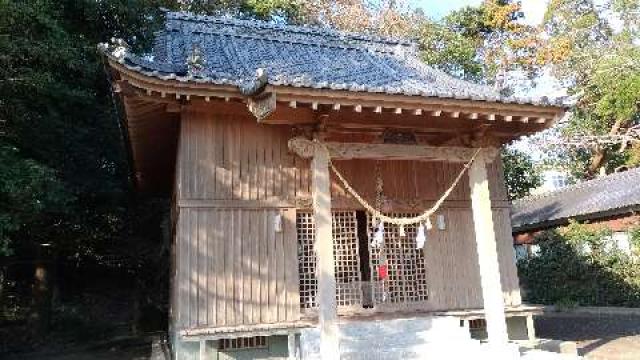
[514,166,640,206]
[164,10,416,50]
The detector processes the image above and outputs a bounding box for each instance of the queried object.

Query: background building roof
[511,167,640,232]
[104,11,562,106]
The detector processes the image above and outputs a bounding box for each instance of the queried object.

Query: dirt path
[535,313,640,360]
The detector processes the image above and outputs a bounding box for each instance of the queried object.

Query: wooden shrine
[101,11,566,360]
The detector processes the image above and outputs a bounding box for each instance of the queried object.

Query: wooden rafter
[109,59,565,130]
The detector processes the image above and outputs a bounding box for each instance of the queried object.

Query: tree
[502,148,542,200]
[536,0,640,178]
[417,0,541,89]
[0,0,180,334]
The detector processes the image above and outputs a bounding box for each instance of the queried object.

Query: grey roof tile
[102,11,564,106]
[511,167,640,231]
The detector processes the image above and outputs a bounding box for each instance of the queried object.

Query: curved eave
[107,57,566,129]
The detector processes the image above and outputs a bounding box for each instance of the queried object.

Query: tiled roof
[511,167,640,231]
[102,11,563,106]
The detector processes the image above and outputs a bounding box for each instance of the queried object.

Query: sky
[408,0,549,25]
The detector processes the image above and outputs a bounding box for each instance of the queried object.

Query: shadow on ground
[536,313,640,360]
[2,332,170,360]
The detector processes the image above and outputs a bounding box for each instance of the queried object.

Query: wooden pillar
[526,315,536,342]
[288,333,299,360]
[311,144,340,359]
[199,339,206,360]
[468,149,509,345]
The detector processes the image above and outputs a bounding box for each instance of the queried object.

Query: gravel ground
[535,313,640,360]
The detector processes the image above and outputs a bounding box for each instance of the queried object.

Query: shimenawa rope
[324,144,482,226]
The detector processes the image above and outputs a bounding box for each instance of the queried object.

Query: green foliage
[501,147,542,200]
[177,0,305,22]
[539,0,640,176]
[0,146,71,255]
[518,222,640,307]
[416,21,483,81]
[630,227,640,256]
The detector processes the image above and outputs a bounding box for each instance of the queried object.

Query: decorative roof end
[186,44,207,76]
[239,68,268,96]
[98,38,130,61]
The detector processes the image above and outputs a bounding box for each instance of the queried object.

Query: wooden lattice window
[367,213,428,306]
[469,318,487,330]
[219,336,268,351]
[297,211,362,310]
[297,211,317,309]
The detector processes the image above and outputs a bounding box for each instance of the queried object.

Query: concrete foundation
[300,316,484,360]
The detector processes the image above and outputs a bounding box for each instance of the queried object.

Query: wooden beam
[311,143,340,360]
[177,199,294,209]
[468,150,509,345]
[180,321,313,338]
[288,137,490,162]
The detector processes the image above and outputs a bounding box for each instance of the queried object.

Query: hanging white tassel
[274,213,283,233]
[373,220,385,248]
[425,217,433,230]
[416,223,427,249]
[399,224,406,237]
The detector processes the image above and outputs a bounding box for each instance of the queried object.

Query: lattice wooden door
[366,213,428,307]
[297,211,363,311]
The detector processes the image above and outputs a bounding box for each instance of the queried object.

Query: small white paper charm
[416,223,427,249]
[399,224,406,237]
[436,214,446,230]
[425,217,433,230]
[274,213,283,233]
[373,220,385,248]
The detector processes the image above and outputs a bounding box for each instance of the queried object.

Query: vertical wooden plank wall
[173,105,521,331]
[175,208,300,329]
[176,109,309,202]
[174,108,302,330]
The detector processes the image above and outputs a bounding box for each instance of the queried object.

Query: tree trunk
[0,266,4,312]
[30,246,52,336]
[131,282,140,336]
[586,118,626,177]
[587,147,607,178]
